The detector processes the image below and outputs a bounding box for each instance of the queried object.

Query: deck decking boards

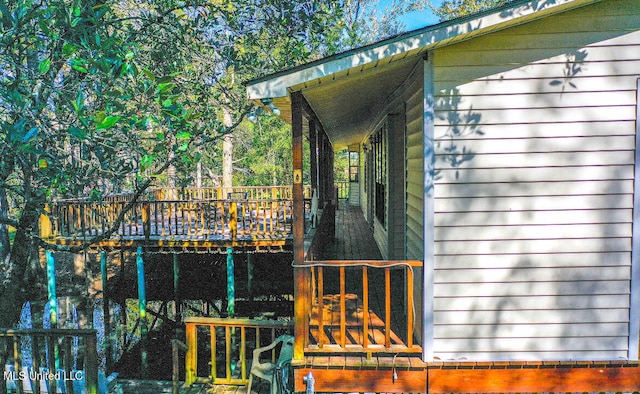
[321,202,382,260]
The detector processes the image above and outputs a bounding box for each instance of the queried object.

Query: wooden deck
[320,202,382,260]
[41,187,312,251]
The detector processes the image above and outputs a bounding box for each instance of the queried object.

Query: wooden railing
[335,182,349,200]
[0,329,98,394]
[152,186,312,201]
[177,317,293,388]
[43,186,317,242]
[45,198,299,241]
[298,260,423,354]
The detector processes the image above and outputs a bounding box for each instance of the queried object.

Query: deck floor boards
[321,202,382,260]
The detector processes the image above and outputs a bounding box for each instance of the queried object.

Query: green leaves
[96,115,120,130]
[140,154,156,173]
[38,58,51,74]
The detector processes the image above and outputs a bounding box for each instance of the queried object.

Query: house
[246,0,640,391]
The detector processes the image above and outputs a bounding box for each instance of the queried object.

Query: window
[349,151,359,182]
[371,125,387,228]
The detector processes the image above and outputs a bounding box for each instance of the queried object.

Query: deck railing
[177,317,293,388]
[152,186,312,201]
[0,328,98,394]
[299,260,423,354]
[43,186,316,242]
[335,182,349,200]
[44,198,300,241]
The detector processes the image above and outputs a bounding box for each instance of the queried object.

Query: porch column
[309,118,318,194]
[292,91,308,360]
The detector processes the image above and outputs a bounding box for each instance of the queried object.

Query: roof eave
[246,0,603,105]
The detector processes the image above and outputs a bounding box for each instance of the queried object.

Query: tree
[0,0,347,327]
[432,0,514,20]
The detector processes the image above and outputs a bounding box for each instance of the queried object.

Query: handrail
[182,317,293,387]
[0,328,98,394]
[295,260,423,355]
[43,198,301,242]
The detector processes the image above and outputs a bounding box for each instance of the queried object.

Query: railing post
[407,265,414,348]
[185,323,197,386]
[13,336,23,394]
[142,202,150,241]
[40,205,52,238]
[230,201,237,241]
[85,333,99,394]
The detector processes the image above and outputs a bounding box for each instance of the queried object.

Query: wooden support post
[246,253,253,297]
[226,247,235,318]
[85,333,98,394]
[136,246,148,378]
[185,323,197,386]
[46,333,57,394]
[292,91,308,360]
[100,251,112,373]
[309,118,318,193]
[13,336,23,394]
[173,252,181,328]
[63,336,73,394]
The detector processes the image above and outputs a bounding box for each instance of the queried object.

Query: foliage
[233,117,292,186]
[337,0,431,48]
[432,0,514,20]
[0,0,349,327]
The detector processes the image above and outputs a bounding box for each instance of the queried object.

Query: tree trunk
[0,202,40,328]
[222,107,233,191]
[0,188,10,263]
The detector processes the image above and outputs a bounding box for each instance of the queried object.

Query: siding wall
[406,74,425,261]
[431,0,640,360]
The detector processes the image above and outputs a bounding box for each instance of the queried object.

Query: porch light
[261,98,281,116]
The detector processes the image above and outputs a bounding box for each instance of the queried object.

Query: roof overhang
[246,0,604,150]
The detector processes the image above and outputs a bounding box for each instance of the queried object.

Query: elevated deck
[41,187,311,252]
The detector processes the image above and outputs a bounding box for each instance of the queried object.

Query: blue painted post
[136,246,148,378]
[45,251,60,375]
[226,247,235,317]
[46,251,57,328]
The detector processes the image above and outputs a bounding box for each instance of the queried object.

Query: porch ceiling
[301,56,420,150]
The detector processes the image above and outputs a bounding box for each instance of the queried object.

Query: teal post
[136,246,148,378]
[46,251,57,328]
[100,251,112,372]
[173,252,182,329]
[226,247,235,317]
[46,251,60,374]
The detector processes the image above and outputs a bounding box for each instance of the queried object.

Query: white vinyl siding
[430,0,640,360]
[406,77,424,261]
